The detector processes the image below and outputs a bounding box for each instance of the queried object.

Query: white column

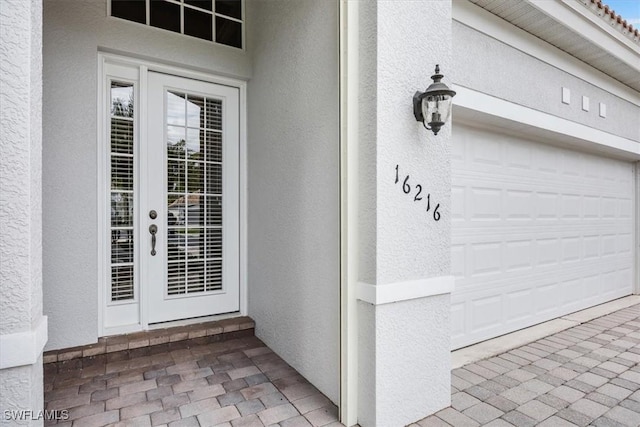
[0,0,47,424]
[354,1,453,425]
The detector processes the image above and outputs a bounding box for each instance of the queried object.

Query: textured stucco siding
[376,295,451,427]
[0,0,45,419]
[357,0,453,424]
[246,0,340,404]
[452,21,640,142]
[376,0,452,285]
[1,0,43,337]
[0,357,44,426]
[42,0,251,350]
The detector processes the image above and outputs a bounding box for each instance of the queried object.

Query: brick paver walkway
[44,335,340,426]
[46,304,640,426]
[416,303,640,426]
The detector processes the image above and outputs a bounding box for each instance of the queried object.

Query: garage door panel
[505,190,534,219]
[451,303,466,342]
[453,187,632,227]
[621,199,633,218]
[456,155,632,192]
[506,289,535,322]
[454,278,631,346]
[504,240,533,271]
[452,124,634,349]
[453,246,632,292]
[506,142,532,169]
[453,261,628,300]
[537,283,559,315]
[472,296,502,331]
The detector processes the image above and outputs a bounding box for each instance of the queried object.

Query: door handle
[149,224,158,256]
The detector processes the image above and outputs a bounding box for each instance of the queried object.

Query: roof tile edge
[578,0,640,42]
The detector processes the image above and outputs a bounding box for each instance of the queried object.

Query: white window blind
[110,82,135,302]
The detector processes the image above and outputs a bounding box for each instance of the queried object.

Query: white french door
[103,60,241,333]
[143,72,240,323]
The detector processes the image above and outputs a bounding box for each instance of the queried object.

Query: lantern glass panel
[422,94,452,125]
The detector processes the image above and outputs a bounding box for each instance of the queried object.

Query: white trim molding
[536,0,640,64]
[339,0,360,423]
[453,85,640,160]
[357,276,455,306]
[452,0,640,107]
[0,316,48,369]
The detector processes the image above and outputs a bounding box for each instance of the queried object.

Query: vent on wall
[110,81,135,302]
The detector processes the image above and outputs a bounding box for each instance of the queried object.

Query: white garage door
[451,124,635,350]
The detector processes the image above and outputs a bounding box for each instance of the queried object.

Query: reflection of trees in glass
[167,138,204,201]
[168,138,186,159]
[111,86,134,118]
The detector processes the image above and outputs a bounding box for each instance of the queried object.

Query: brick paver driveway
[46,303,640,426]
[417,304,640,426]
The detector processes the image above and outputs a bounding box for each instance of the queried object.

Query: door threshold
[44,315,255,364]
[148,312,243,330]
[451,295,640,369]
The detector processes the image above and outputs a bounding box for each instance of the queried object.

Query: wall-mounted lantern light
[413,65,456,136]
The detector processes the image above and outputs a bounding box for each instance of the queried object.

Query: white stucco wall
[376,1,452,283]
[1,0,45,420]
[246,0,340,404]
[377,295,451,425]
[356,0,453,424]
[42,0,252,350]
[1,0,43,339]
[452,21,640,142]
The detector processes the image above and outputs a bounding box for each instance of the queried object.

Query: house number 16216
[395,164,441,221]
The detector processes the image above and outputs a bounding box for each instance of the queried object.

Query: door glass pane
[187,162,204,193]
[109,81,135,302]
[168,161,185,192]
[206,164,222,194]
[167,92,186,126]
[111,192,134,227]
[112,230,134,263]
[166,90,224,295]
[205,131,222,163]
[167,262,186,295]
[111,156,134,190]
[187,96,205,128]
[112,265,135,301]
[206,196,222,226]
[186,128,203,159]
[167,126,186,159]
[205,99,222,130]
[111,119,134,154]
[206,260,222,291]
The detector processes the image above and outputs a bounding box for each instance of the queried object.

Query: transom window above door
[110,0,243,49]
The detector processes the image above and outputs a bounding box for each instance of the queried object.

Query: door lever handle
[149,224,158,256]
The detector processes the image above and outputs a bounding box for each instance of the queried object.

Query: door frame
[97,52,248,337]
